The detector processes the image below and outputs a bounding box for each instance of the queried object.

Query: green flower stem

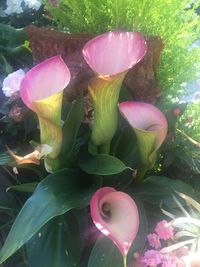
[123,255,127,267]
[99,142,111,154]
[136,167,148,183]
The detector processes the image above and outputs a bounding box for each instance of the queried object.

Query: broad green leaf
[7,183,37,193]
[0,168,98,264]
[87,236,123,267]
[111,126,138,167]
[26,214,80,267]
[62,95,84,155]
[79,150,131,175]
[102,170,133,190]
[137,176,196,208]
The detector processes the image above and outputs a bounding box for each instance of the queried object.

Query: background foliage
[44,0,200,98]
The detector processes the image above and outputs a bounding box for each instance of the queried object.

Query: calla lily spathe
[83,31,147,148]
[90,187,139,259]
[20,55,71,171]
[119,101,168,169]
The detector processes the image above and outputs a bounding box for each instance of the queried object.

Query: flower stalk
[83,31,147,151]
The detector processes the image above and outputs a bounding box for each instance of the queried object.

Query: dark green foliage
[0,23,32,87]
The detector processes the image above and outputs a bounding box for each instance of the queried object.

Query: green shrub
[44,0,200,99]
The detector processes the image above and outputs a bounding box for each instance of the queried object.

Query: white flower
[5,0,23,15]
[24,0,41,11]
[4,0,41,15]
[2,69,25,97]
[181,253,200,267]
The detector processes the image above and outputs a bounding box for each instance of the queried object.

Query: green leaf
[7,183,37,193]
[62,95,84,156]
[137,176,196,208]
[26,213,80,267]
[0,152,13,165]
[0,171,18,211]
[0,168,98,264]
[111,125,138,167]
[87,236,123,267]
[79,149,131,175]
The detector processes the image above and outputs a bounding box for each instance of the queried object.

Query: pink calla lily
[119,101,168,168]
[83,31,147,148]
[20,56,71,171]
[83,31,147,77]
[20,55,70,111]
[90,187,139,259]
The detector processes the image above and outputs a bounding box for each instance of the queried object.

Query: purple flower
[147,233,161,249]
[155,220,174,240]
[142,250,162,266]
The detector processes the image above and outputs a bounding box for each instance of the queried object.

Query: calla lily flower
[83,31,147,149]
[90,187,139,261]
[119,101,168,169]
[20,56,71,171]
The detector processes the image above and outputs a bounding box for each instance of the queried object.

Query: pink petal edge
[119,101,168,148]
[20,55,71,110]
[90,187,139,257]
[83,31,147,76]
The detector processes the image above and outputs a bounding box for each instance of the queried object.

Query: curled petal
[83,31,147,77]
[6,144,52,166]
[119,101,168,168]
[20,55,70,110]
[20,56,71,171]
[119,101,168,148]
[90,187,139,257]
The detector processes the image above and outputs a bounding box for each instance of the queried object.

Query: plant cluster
[0,30,199,267]
[0,2,199,267]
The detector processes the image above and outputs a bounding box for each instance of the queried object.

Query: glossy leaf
[7,183,37,193]
[137,176,196,208]
[0,169,98,264]
[79,150,131,175]
[87,236,123,267]
[26,214,80,267]
[62,95,84,156]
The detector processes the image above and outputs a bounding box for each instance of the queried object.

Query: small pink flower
[155,220,174,240]
[161,254,178,267]
[173,108,181,117]
[147,233,161,249]
[142,250,162,266]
